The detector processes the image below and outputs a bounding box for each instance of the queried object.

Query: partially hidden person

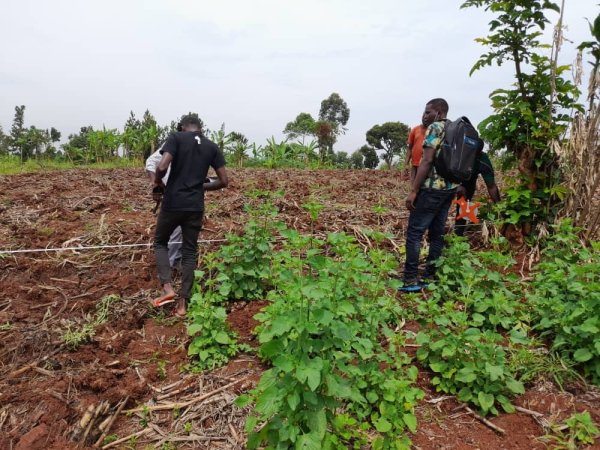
[401,98,456,292]
[455,149,501,236]
[145,123,182,269]
[152,115,228,317]
[405,115,430,183]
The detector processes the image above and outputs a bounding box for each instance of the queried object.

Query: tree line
[0,93,415,170]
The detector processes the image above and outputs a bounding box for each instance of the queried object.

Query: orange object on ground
[408,125,427,167]
[151,292,176,307]
[453,196,480,224]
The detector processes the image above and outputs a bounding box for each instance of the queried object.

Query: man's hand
[152,184,164,202]
[405,191,418,211]
[456,185,466,199]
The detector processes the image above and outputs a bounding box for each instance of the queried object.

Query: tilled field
[0,167,598,449]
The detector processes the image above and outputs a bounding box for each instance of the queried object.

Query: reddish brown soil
[0,167,598,449]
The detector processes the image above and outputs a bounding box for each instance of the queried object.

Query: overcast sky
[0,0,595,152]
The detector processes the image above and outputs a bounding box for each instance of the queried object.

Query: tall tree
[0,125,10,155]
[462,0,581,233]
[10,105,26,161]
[62,126,94,163]
[122,111,141,158]
[283,112,316,144]
[366,122,410,168]
[314,120,336,161]
[317,93,350,157]
[359,145,379,169]
[350,150,364,169]
[319,93,350,131]
[19,126,48,160]
[333,151,350,169]
[226,131,251,168]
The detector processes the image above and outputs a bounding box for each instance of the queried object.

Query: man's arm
[145,149,163,182]
[204,166,229,191]
[154,152,173,187]
[486,183,501,203]
[405,146,434,210]
[405,144,413,167]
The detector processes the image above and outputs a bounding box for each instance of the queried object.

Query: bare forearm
[488,184,501,203]
[146,170,155,182]
[411,157,432,193]
[154,167,167,184]
[205,167,229,191]
[204,179,227,191]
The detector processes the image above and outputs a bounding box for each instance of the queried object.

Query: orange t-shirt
[407,125,427,167]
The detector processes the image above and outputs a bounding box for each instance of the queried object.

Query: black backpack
[434,117,482,183]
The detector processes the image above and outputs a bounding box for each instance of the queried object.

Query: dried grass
[554,51,600,239]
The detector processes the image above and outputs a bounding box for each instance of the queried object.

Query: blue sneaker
[398,284,422,293]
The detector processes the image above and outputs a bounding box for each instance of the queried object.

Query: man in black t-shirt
[152,115,228,316]
[455,151,501,236]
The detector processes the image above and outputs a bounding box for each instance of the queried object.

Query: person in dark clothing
[401,98,457,292]
[455,151,501,236]
[152,115,228,316]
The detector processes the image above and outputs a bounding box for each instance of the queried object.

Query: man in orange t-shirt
[405,115,431,182]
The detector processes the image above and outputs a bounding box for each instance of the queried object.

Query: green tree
[359,145,379,169]
[315,120,336,161]
[333,151,350,168]
[318,93,350,158]
[10,105,26,161]
[19,126,48,160]
[283,112,316,144]
[350,150,364,169]
[87,127,121,162]
[62,126,93,163]
[462,0,581,231]
[366,122,410,169]
[43,127,61,157]
[226,131,251,168]
[122,111,141,158]
[0,125,10,155]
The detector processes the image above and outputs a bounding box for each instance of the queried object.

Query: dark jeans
[154,210,203,301]
[404,189,455,284]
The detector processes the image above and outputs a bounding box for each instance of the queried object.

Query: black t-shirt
[159,132,225,212]
[462,152,495,200]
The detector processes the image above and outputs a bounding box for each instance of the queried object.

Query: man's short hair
[180,115,202,128]
[426,98,449,115]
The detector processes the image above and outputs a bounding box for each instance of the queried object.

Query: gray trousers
[168,226,182,267]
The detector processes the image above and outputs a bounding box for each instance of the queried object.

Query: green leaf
[274,355,295,373]
[244,415,258,433]
[214,331,232,344]
[255,385,279,417]
[287,391,301,411]
[455,367,477,383]
[429,362,448,373]
[573,348,594,362]
[403,413,417,433]
[296,365,321,391]
[374,417,392,433]
[270,315,293,336]
[187,323,203,336]
[307,409,327,438]
[235,394,251,408]
[295,433,322,450]
[478,392,495,412]
[485,363,504,381]
[506,378,525,395]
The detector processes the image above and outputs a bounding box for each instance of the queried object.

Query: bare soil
[0,167,598,449]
